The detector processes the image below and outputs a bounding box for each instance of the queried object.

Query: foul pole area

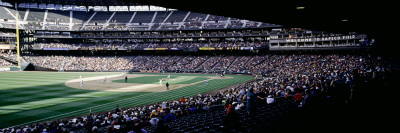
[15,13,21,71]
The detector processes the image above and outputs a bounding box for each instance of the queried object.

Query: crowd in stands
[197,56,222,70]
[32,42,126,50]
[75,30,266,38]
[130,56,152,71]
[24,55,66,70]
[24,56,132,71]
[0,52,16,66]
[128,42,183,49]
[2,53,388,132]
[175,56,195,71]
[23,54,387,76]
[29,41,268,51]
[1,52,17,61]
[34,43,74,49]
[142,56,170,71]
[64,56,132,71]
[212,56,236,71]
[0,58,13,66]
[82,42,124,50]
[228,56,252,73]
[229,41,266,48]
[183,56,208,71]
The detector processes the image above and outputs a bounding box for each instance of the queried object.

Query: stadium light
[296,7,305,10]
[342,19,348,22]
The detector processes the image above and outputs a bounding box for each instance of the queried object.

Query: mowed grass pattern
[0,72,253,129]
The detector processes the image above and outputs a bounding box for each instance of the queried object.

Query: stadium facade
[0,0,371,72]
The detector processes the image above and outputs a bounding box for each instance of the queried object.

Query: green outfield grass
[0,72,253,129]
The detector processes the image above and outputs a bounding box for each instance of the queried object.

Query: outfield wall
[0,66,20,71]
[0,66,11,71]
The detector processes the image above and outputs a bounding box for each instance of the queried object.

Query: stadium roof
[3,0,136,6]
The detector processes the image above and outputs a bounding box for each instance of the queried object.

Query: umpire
[166,82,169,91]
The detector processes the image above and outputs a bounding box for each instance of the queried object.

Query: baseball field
[0,72,253,129]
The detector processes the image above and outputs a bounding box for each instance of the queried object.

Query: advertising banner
[0,45,11,49]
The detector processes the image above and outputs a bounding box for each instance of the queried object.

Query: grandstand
[0,0,394,132]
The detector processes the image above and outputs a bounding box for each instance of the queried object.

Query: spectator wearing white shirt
[267,95,275,104]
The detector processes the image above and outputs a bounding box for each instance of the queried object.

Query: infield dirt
[65,74,231,92]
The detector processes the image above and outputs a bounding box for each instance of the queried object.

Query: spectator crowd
[24,56,132,71]
[23,54,387,76]
[0,58,13,66]
[2,53,389,133]
[0,52,17,66]
[29,41,268,51]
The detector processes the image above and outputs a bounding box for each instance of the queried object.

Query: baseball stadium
[0,0,396,133]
